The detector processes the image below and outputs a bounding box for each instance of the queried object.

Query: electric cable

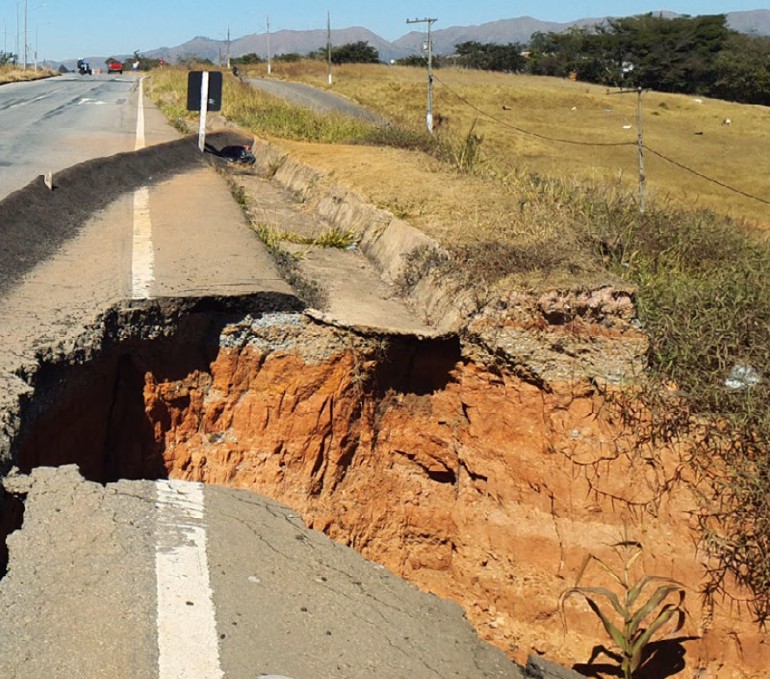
[432,72,769,207]
[432,72,636,148]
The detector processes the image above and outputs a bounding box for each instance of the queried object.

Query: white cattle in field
[722,117,732,126]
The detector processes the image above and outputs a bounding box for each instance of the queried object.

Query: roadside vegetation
[147,60,770,624]
[0,64,57,84]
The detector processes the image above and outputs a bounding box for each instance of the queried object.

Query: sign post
[187,71,223,153]
[197,71,209,152]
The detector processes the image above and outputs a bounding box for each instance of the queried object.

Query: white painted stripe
[131,78,153,299]
[155,480,223,679]
[131,187,154,299]
[135,77,146,151]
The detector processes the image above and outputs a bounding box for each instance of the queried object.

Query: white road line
[131,187,154,299]
[155,480,223,679]
[132,79,153,299]
[135,77,146,151]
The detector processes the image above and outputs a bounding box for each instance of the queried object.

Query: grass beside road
[266,61,770,228]
[0,65,58,84]
[147,63,770,621]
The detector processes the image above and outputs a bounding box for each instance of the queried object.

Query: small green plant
[310,226,357,249]
[560,540,687,679]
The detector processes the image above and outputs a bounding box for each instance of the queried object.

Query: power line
[432,73,770,208]
[645,145,770,207]
[432,73,635,148]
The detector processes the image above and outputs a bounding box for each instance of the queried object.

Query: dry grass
[272,62,770,228]
[0,65,58,84]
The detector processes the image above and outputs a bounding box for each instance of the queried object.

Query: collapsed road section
[0,128,767,676]
[0,287,762,677]
[0,296,549,679]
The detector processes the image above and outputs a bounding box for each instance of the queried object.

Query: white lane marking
[155,480,223,679]
[131,78,153,299]
[131,187,154,299]
[135,77,146,151]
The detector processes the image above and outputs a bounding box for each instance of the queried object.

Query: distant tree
[0,51,14,67]
[132,51,163,70]
[453,41,526,72]
[177,54,215,67]
[711,32,770,105]
[58,63,69,73]
[607,13,730,93]
[330,41,380,64]
[395,54,443,68]
[274,52,302,62]
[525,13,734,95]
[231,52,263,65]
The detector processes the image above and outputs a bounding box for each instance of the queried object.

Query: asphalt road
[244,78,385,125]
[0,467,523,679]
[0,73,148,200]
[0,76,527,678]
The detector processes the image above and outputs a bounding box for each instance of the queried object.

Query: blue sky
[1,1,766,62]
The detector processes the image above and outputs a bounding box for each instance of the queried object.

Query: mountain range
[63,10,770,69]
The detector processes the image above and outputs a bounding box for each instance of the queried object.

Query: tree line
[287,15,769,105]
[416,14,770,106]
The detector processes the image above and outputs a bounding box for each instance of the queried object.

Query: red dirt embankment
[143,310,767,679]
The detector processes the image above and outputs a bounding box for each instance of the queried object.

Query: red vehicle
[107,60,123,74]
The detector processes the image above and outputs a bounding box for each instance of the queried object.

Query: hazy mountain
[144,27,403,64]
[56,11,770,67]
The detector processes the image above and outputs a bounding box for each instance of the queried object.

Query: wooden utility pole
[636,87,646,214]
[326,11,332,86]
[23,0,27,70]
[266,16,272,75]
[226,26,231,69]
[406,17,437,133]
[609,87,646,213]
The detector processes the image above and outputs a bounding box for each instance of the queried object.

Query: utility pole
[326,11,332,86]
[609,87,646,214]
[15,2,20,66]
[266,16,271,75]
[23,0,27,70]
[406,17,437,133]
[636,87,646,214]
[226,25,231,69]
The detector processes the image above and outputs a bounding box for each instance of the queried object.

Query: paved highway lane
[0,74,144,200]
[0,467,524,679]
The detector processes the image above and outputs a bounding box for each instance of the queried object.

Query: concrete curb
[249,138,475,332]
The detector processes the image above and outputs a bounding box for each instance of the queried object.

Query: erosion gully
[0,295,765,678]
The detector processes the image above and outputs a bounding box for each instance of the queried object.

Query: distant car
[108,60,123,75]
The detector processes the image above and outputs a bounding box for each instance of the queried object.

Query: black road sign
[187,71,223,112]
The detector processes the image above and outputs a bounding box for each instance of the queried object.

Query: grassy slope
[273,61,770,228]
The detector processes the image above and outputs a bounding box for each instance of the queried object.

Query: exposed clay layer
[12,306,762,677]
